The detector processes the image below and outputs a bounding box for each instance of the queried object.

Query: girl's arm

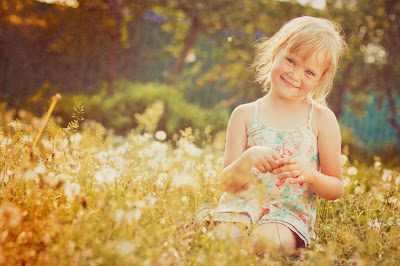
[273,108,344,200]
[221,104,281,193]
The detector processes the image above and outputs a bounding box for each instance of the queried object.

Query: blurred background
[1,0,399,163]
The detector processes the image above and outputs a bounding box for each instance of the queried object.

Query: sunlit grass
[0,104,399,265]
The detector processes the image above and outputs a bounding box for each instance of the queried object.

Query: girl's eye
[286,58,295,65]
[306,70,315,76]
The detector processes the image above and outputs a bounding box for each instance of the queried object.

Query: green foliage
[54,81,230,138]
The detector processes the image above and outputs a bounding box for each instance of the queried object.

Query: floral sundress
[198,99,320,247]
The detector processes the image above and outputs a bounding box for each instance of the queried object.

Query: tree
[325,0,400,142]
[158,0,312,105]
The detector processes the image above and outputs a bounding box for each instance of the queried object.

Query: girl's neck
[263,92,309,110]
[258,93,311,129]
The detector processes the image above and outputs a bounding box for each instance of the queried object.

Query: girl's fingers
[276,170,301,180]
[290,175,306,184]
[276,157,296,166]
[256,162,267,173]
[273,163,296,175]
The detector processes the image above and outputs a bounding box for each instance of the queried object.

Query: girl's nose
[289,67,301,81]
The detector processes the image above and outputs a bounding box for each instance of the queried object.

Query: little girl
[198,16,346,254]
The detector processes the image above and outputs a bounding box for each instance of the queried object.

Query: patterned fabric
[199,99,320,247]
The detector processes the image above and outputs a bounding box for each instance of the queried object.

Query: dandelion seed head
[388,197,397,205]
[94,151,109,164]
[374,161,382,171]
[368,219,381,231]
[343,176,351,187]
[24,169,38,182]
[354,186,365,195]
[375,193,384,202]
[204,169,217,179]
[382,169,393,182]
[69,133,83,146]
[181,196,189,203]
[347,166,358,176]
[154,173,168,189]
[341,154,349,166]
[155,130,167,141]
[178,139,202,157]
[0,202,22,229]
[8,120,22,131]
[67,160,81,174]
[94,166,118,185]
[116,241,136,255]
[64,181,81,202]
[171,170,199,191]
[395,174,400,188]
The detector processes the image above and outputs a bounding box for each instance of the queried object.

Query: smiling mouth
[281,77,299,88]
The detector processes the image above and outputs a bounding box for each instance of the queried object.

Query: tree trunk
[107,0,123,95]
[166,14,200,85]
[384,68,400,143]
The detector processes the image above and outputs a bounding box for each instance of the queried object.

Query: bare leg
[212,222,246,242]
[250,223,298,256]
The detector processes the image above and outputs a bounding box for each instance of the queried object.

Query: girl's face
[270,48,325,102]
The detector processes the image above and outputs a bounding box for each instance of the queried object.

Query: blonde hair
[253,16,347,106]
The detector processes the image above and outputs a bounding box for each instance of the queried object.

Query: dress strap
[249,99,261,129]
[254,99,261,121]
[307,101,315,127]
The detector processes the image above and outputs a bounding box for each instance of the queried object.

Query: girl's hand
[246,146,283,173]
[273,157,317,184]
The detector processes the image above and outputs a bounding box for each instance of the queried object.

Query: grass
[0,105,399,265]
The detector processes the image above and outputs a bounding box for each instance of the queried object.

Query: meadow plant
[0,104,399,264]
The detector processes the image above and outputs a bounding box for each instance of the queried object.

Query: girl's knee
[212,222,245,241]
[250,223,297,255]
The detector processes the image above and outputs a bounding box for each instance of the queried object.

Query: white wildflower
[171,170,199,191]
[204,169,217,179]
[94,151,109,165]
[354,186,365,195]
[341,154,349,166]
[0,136,12,148]
[138,147,155,158]
[24,170,38,182]
[382,169,393,182]
[68,159,81,174]
[343,176,351,187]
[395,174,400,188]
[70,133,82,146]
[94,166,118,185]
[116,241,136,255]
[178,139,202,157]
[64,181,81,202]
[155,130,167,141]
[154,173,168,189]
[125,209,142,224]
[8,120,22,131]
[144,195,158,207]
[181,196,189,203]
[388,197,397,205]
[0,202,22,228]
[374,161,382,171]
[114,209,125,224]
[347,166,358,176]
[375,193,384,202]
[368,219,380,231]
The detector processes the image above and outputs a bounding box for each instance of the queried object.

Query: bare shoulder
[230,100,258,129]
[313,103,340,136]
